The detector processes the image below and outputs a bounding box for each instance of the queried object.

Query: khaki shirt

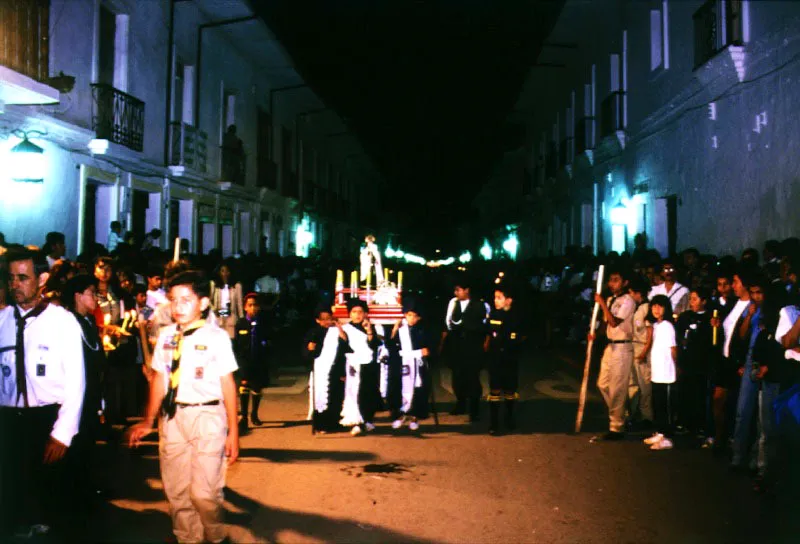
[633,303,650,344]
[605,293,635,341]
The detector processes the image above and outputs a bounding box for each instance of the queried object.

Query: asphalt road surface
[88,344,799,543]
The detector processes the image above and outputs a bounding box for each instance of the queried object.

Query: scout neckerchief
[161,319,206,419]
[14,300,50,407]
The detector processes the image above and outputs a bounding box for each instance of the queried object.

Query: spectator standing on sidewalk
[643,295,677,451]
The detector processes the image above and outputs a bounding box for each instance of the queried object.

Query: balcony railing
[0,0,49,82]
[600,91,625,138]
[91,83,145,152]
[257,157,277,189]
[169,122,207,173]
[576,116,596,154]
[693,0,744,68]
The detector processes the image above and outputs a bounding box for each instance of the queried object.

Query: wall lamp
[10,130,46,183]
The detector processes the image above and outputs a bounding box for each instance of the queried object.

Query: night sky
[255,0,563,251]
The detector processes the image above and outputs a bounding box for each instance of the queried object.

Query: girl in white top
[643,294,677,451]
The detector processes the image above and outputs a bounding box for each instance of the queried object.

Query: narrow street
[90,344,798,543]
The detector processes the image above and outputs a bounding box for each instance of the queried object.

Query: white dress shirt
[722,299,750,358]
[0,304,86,446]
[648,282,690,315]
[151,322,238,405]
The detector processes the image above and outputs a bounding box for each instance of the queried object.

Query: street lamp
[502,232,519,260]
[610,202,629,226]
[9,131,46,183]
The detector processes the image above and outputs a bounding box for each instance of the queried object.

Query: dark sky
[254,0,563,252]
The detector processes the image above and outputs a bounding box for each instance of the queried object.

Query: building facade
[0,0,370,259]
[499,0,800,259]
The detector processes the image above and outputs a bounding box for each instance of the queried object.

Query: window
[693,0,746,68]
[650,1,669,71]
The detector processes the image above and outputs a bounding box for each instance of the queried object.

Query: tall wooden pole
[575,264,605,433]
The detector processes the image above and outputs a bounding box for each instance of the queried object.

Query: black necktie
[13,303,48,408]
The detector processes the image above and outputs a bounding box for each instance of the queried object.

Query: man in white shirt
[648,260,689,317]
[0,249,85,539]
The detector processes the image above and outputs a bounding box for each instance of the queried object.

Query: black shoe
[238,420,249,435]
[251,416,263,426]
[488,427,499,436]
[450,404,466,416]
[600,431,625,441]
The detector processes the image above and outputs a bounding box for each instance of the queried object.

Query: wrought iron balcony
[576,117,596,154]
[0,0,50,83]
[600,91,625,138]
[91,83,145,152]
[169,122,207,173]
[693,0,744,68]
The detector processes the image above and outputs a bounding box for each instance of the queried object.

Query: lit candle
[173,237,180,262]
[712,309,719,346]
[398,271,403,291]
[384,268,389,282]
[350,270,357,291]
[336,269,343,288]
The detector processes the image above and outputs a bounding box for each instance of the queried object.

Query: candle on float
[384,268,389,282]
[398,271,404,291]
[712,309,719,346]
[350,270,357,290]
[336,269,344,288]
[173,237,180,262]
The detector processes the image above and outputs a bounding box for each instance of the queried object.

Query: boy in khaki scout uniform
[129,270,239,544]
[592,268,635,441]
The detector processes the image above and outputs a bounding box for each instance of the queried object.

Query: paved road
[90,345,798,543]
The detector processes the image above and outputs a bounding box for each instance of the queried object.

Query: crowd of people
[1,226,800,542]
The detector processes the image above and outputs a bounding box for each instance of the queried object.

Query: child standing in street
[234,293,271,434]
[129,270,239,544]
[387,299,431,431]
[644,295,677,451]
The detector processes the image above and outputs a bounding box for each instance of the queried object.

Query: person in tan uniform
[629,279,654,428]
[593,268,636,440]
[129,270,239,544]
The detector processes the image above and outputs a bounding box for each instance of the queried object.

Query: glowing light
[295,217,314,257]
[9,136,45,183]
[480,239,492,260]
[610,202,629,226]
[395,249,405,259]
[403,253,426,265]
[439,257,454,266]
[88,138,109,155]
[385,245,396,258]
[502,233,519,260]
[459,251,472,263]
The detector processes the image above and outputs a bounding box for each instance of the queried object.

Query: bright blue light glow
[502,233,519,260]
[385,245,396,258]
[459,251,472,263]
[480,239,492,260]
[295,217,314,257]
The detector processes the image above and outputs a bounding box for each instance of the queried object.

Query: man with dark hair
[441,275,488,422]
[592,267,635,440]
[649,259,689,318]
[0,248,85,539]
[43,232,66,270]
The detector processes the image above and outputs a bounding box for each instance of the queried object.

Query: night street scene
[3,0,800,542]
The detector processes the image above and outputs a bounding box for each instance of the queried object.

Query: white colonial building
[489,0,800,259]
[0,0,373,259]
